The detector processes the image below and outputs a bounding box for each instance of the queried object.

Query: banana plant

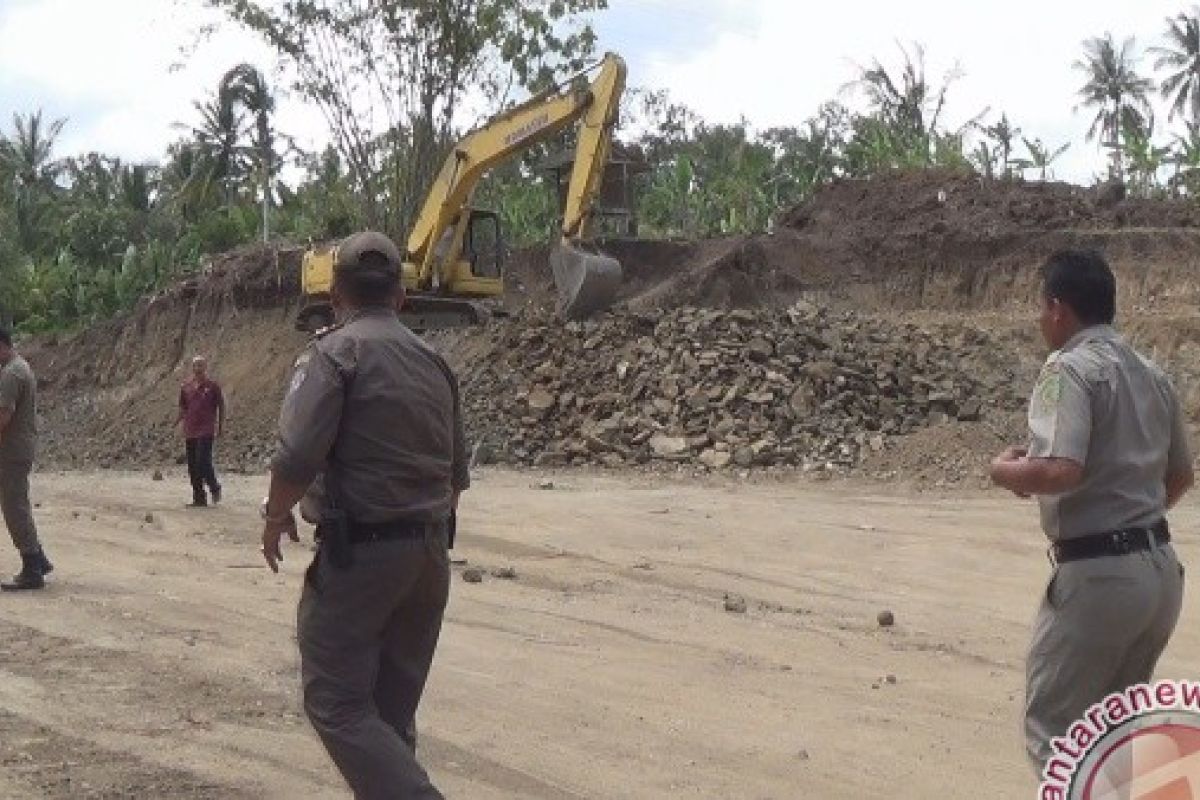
[1019,137,1071,181]
[1117,118,1170,197]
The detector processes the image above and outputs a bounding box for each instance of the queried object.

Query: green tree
[1119,118,1169,197]
[1152,7,1200,123]
[1168,122,1200,194]
[219,63,276,241]
[0,111,67,257]
[182,91,245,204]
[1076,33,1155,179]
[201,0,607,240]
[284,145,365,239]
[160,140,217,222]
[974,113,1021,179]
[764,102,849,206]
[847,43,965,168]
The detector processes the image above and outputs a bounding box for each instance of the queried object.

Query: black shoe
[32,549,52,576]
[211,487,222,504]
[187,497,208,508]
[2,554,46,591]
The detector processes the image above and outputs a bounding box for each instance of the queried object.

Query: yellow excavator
[297,53,627,332]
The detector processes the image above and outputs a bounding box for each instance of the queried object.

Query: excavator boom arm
[561,55,626,240]
[405,54,628,291]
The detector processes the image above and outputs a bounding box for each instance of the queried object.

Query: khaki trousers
[1025,541,1184,770]
[298,526,450,800]
[0,460,39,555]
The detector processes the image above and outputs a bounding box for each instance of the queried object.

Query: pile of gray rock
[458,304,1027,472]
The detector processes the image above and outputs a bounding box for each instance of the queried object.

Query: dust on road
[1,468,1196,798]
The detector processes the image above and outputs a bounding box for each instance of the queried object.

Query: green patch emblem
[1033,364,1062,416]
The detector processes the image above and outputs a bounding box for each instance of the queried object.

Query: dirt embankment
[25,170,1200,478]
[27,247,308,471]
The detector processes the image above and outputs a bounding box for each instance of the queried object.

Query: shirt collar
[343,306,395,324]
[1062,324,1119,352]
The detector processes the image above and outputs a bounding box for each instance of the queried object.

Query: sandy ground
[0,469,1197,799]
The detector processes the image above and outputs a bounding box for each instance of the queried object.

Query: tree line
[3,1,1200,332]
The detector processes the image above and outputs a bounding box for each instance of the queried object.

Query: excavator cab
[466,210,503,280]
[438,209,505,299]
[296,211,507,333]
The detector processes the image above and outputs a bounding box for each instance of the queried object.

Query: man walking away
[0,329,52,591]
[259,231,469,799]
[176,355,225,507]
[990,249,1194,772]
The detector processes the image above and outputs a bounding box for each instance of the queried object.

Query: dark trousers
[185,437,220,502]
[298,526,450,799]
[0,460,39,555]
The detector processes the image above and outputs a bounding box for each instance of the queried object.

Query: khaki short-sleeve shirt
[0,355,37,463]
[272,308,470,523]
[1028,325,1191,540]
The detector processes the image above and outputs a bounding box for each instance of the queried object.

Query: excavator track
[294,296,499,334]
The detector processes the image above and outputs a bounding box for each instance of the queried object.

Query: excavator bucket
[551,243,622,320]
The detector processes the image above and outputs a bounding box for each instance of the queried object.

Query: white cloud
[0,0,326,162]
[0,0,1193,184]
[631,0,1189,182]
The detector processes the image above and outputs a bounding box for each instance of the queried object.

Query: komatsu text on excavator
[296,53,628,332]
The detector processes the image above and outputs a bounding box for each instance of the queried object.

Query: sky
[0,0,1194,184]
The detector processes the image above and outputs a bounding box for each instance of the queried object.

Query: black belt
[1050,520,1171,565]
[316,519,434,545]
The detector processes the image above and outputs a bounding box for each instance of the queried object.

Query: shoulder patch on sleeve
[287,344,318,398]
[310,322,343,342]
[1031,359,1063,417]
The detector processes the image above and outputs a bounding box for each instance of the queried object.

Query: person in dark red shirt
[175,355,226,507]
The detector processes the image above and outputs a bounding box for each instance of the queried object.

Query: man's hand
[991,449,1083,498]
[261,514,299,573]
[991,446,1030,498]
[995,445,1027,463]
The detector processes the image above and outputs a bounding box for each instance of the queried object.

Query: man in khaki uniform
[259,232,469,799]
[0,329,52,592]
[990,250,1193,771]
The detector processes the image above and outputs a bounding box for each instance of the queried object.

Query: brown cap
[334,231,401,275]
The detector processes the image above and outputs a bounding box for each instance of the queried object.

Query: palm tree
[219,64,276,241]
[849,42,948,161]
[1152,7,1200,123]
[1075,34,1156,179]
[973,113,1022,179]
[160,140,217,222]
[181,93,245,205]
[0,111,67,255]
[0,110,66,192]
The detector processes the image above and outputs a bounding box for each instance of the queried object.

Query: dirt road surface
[1,468,1197,799]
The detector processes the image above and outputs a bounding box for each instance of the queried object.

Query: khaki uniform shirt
[0,355,37,463]
[1028,325,1192,540]
[272,307,470,523]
